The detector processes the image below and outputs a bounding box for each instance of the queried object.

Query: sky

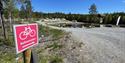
[32,0,125,14]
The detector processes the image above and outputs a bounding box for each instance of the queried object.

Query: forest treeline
[2,1,125,25]
[4,10,125,25]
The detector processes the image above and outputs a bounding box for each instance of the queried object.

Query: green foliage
[25,0,32,19]
[35,12,125,25]
[32,12,43,18]
[18,0,32,19]
[103,13,125,25]
[89,3,98,15]
[4,7,19,19]
[1,0,125,25]
[20,5,26,19]
[13,8,19,18]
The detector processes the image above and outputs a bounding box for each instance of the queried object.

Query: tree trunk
[9,12,12,32]
[0,11,7,39]
[0,11,3,36]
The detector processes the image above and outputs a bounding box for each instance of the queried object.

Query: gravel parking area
[64,27,125,63]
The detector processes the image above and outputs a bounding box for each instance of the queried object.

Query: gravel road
[63,27,125,63]
[36,21,125,63]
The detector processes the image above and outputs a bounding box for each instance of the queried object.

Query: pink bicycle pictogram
[19,26,36,40]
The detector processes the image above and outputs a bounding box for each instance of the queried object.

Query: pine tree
[89,4,98,15]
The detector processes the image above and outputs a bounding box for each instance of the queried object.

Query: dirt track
[64,27,125,63]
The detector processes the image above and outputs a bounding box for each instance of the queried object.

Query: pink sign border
[13,23,38,54]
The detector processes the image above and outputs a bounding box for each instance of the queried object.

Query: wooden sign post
[23,49,32,63]
[13,23,38,63]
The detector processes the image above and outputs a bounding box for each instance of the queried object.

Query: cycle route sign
[13,23,38,54]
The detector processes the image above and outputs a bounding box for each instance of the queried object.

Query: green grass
[49,55,63,63]
[38,54,63,63]
[39,25,48,36]
[0,38,4,45]
[0,35,14,46]
[0,47,15,63]
[0,24,65,63]
[0,28,15,63]
[38,25,65,63]
[39,25,65,38]
[0,27,15,47]
[47,42,63,50]
[35,48,48,63]
[36,47,63,63]
[39,55,49,63]
[50,29,64,39]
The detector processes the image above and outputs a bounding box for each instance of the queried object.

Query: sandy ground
[63,27,125,63]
